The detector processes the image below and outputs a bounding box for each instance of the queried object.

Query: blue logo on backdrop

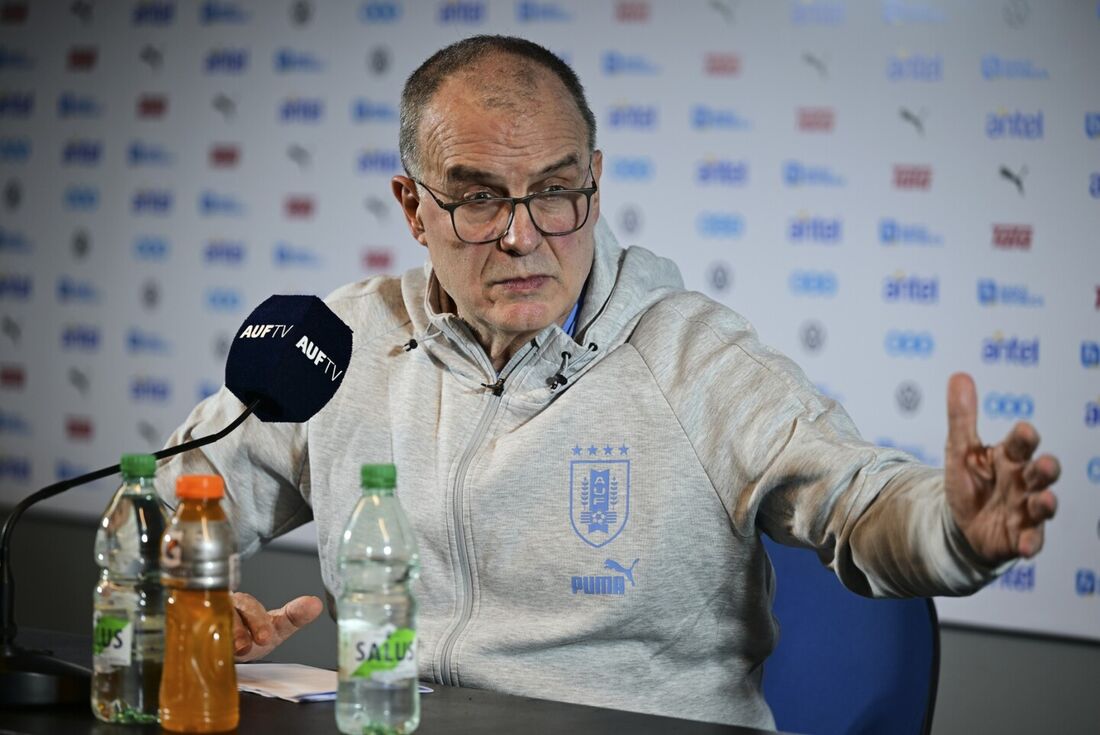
[61,325,100,351]
[993,564,1035,592]
[982,333,1039,366]
[127,328,171,355]
[199,191,244,216]
[696,159,748,186]
[205,288,241,311]
[133,236,170,261]
[203,240,246,265]
[517,0,570,22]
[788,216,841,243]
[697,213,744,238]
[351,99,397,122]
[128,141,174,166]
[280,98,324,123]
[791,0,846,25]
[885,330,935,357]
[205,49,248,74]
[609,105,658,130]
[62,139,101,166]
[570,444,630,548]
[0,456,30,482]
[132,2,175,25]
[0,137,30,163]
[0,228,31,254]
[360,1,401,23]
[439,1,485,23]
[0,47,34,71]
[882,0,945,24]
[56,461,91,481]
[986,110,1044,139]
[691,105,750,131]
[57,92,100,119]
[886,53,942,81]
[879,218,943,246]
[0,93,33,118]
[1090,173,1100,199]
[358,149,400,173]
[65,186,99,211]
[275,48,324,73]
[132,189,172,215]
[274,241,321,267]
[977,279,1044,307]
[876,437,939,467]
[783,161,845,187]
[130,377,171,403]
[1088,457,1100,483]
[982,55,1049,81]
[788,270,838,297]
[610,156,654,181]
[1076,569,1097,596]
[983,392,1034,419]
[57,277,100,304]
[0,410,31,437]
[201,1,250,24]
[197,381,221,402]
[0,275,31,300]
[1087,113,1100,139]
[1089,401,1100,428]
[883,274,939,304]
[1082,341,1100,368]
[602,51,660,76]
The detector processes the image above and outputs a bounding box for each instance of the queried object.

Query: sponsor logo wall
[0,0,1096,641]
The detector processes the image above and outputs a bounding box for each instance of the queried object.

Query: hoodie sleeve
[632,292,1002,598]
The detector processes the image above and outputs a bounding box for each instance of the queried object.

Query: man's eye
[463,191,495,201]
[542,185,566,193]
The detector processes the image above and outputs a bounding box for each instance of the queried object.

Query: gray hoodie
[157,220,997,729]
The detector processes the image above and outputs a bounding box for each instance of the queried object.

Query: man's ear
[392,175,429,246]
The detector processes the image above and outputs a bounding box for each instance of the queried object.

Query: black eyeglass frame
[412,164,598,245]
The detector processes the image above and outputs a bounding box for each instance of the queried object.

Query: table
[0,630,780,734]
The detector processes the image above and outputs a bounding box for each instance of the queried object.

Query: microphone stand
[0,398,260,706]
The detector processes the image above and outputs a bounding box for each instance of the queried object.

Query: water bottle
[158,475,239,733]
[336,464,421,735]
[91,453,169,723]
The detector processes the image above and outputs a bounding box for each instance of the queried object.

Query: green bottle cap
[120,453,157,479]
[360,463,396,491]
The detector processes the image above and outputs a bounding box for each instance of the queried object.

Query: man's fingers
[1025,489,1057,523]
[1023,454,1061,491]
[946,372,981,457]
[270,595,324,643]
[1017,526,1045,558]
[1001,421,1040,463]
[233,592,275,646]
[232,608,253,656]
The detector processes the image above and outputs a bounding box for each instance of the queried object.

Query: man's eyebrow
[536,153,580,177]
[443,154,581,187]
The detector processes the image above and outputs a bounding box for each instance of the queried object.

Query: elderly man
[159,35,1060,728]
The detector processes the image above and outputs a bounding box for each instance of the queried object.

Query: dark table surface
[0,630,780,734]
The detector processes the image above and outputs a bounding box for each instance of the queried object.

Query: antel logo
[0,455,31,482]
[66,416,94,441]
[209,144,240,168]
[797,107,834,132]
[883,273,939,304]
[137,94,168,119]
[893,164,932,190]
[788,215,841,244]
[130,377,171,402]
[61,324,100,351]
[357,149,400,173]
[609,104,658,130]
[132,1,175,25]
[131,189,173,215]
[438,1,485,24]
[885,330,935,357]
[0,274,31,300]
[696,158,748,186]
[986,109,1044,140]
[992,224,1032,250]
[203,239,245,265]
[886,52,942,81]
[280,98,323,122]
[67,46,98,71]
[205,49,248,74]
[981,333,1040,366]
[984,392,1035,419]
[615,1,650,22]
[0,92,33,118]
[704,52,741,76]
[62,139,101,166]
[284,196,315,219]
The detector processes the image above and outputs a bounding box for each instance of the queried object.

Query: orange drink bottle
[158,475,239,733]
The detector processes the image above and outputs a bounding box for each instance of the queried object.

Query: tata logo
[131,189,172,215]
[602,51,660,76]
[982,333,1039,366]
[0,3,28,25]
[792,0,845,25]
[696,212,744,238]
[885,330,935,357]
[274,241,321,267]
[209,144,240,168]
[284,196,315,219]
[127,328,171,355]
[893,164,932,190]
[982,54,1049,81]
[0,92,33,118]
[360,1,401,23]
[882,273,939,304]
[610,104,658,130]
[0,274,31,300]
[133,236,170,261]
[886,53,942,81]
[0,46,33,70]
[130,377,171,403]
[977,279,1044,307]
[696,158,748,186]
[1086,113,1100,139]
[204,49,248,74]
[203,239,246,265]
[57,276,101,304]
[362,247,393,272]
[67,46,97,71]
[517,1,570,22]
[351,99,397,122]
[137,94,168,119]
[986,109,1043,140]
[882,0,945,25]
[0,228,30,254]
[1077,569,1097,597]
[57,92,99,119]
[358,149,400,173]
[1082,341,1100,368]
[132,2,175,25]
[205,288,241,311]
[691,105,749,131]
[788,270,838,297]
[65,185,99,211]
[201,1,249,24]
[983,392,1034,419]
[61,324,100,351]
[609,156,654,181]
[1088,457,1100,484]
[62,139,102,166]
[1089,400,1100,428]
[200,190,244,216]
[275,48,324,73]
[788,215,841,244]
[784,161,845,188]
[128,140,173,166]
[797,107,834,132]
[616,1,650,22]
[0,137,30,163]
[0,410,31,436]
[704,52,741,76]
[0,363,25,389]
[0,455,30,482]
[439,1,484,23]
[992,224,1032,250]
[879,218,942,246]
[280,98,324,122]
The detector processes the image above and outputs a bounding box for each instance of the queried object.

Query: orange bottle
[158,475,239,732]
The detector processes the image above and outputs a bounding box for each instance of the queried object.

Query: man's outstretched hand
[232,592,324,662]
[944,372,1060,565]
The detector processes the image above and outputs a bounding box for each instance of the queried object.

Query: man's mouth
[495,275,550,292]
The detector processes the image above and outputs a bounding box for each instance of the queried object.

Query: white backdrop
[1,0,1098,641]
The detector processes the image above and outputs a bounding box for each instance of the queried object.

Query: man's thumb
[272,595,324,640]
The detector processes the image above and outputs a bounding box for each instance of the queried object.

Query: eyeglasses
[413,165,597,245]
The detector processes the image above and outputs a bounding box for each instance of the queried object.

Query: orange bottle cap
[176,474,225,499]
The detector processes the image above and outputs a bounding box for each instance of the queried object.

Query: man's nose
[499,201,541,255]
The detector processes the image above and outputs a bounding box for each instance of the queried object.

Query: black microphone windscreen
[225,295,352,422]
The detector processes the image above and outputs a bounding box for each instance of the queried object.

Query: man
[159,36,1059,728]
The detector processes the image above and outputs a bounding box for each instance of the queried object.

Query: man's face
[393,67,602,348]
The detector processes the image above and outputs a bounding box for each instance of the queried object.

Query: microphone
[0,294,352,705]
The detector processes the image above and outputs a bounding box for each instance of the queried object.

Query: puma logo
[604,558,639,587]
[899,106,925,136]
[999,165,1027,196]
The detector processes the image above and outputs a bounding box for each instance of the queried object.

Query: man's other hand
[945,372,1060,565]
[231,592,324,662]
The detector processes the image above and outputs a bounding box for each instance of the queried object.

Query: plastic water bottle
[158,475,239,733]
[336,464,420,735]
[91,454,169,723]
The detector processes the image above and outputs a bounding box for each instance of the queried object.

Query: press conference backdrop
[0,0,1097,642]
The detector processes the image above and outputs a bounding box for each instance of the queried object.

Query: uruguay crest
[569,448,630,548]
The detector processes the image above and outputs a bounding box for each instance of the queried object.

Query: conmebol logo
[128,141,173,166]
[1082,341,1100,369]
[882,272,939,304]
[274,241,321,267]
[200,190,244,216]
[439,1,485,23]
[352,99,397,122]
[977,279,1043,307]
[127,328,171,355]
[981,55,1049,81]
[602,51,660,75]
[879,218,942,246]
[275,48,324,73]
[360,1,402,23]
[205,49,248,74]
[201,1,250,24]
[516,1,570,22]
[981,332,1039,366]
[57,276,100,304]
[784,161,845,188]
[57,92,99,119]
